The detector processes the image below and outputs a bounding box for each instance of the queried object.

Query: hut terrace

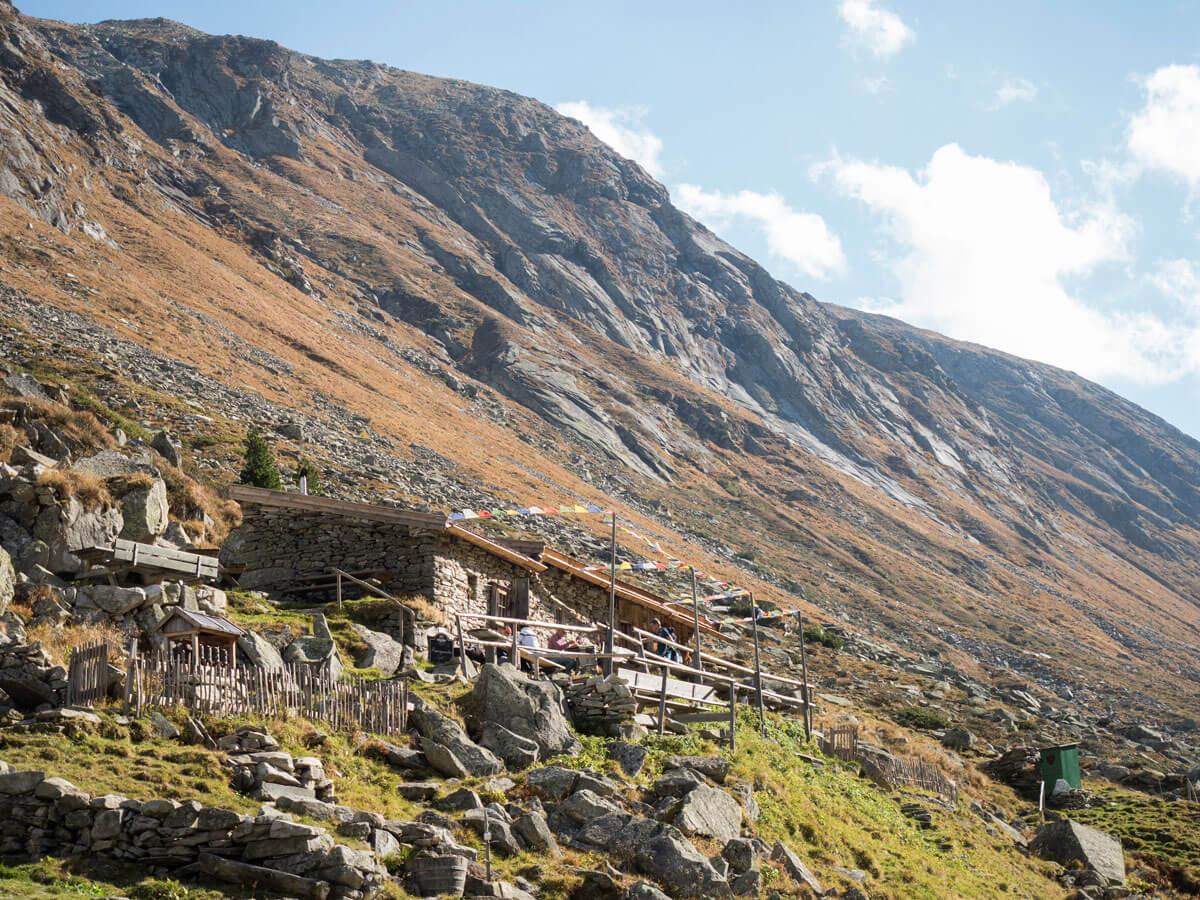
[226,486,716,643]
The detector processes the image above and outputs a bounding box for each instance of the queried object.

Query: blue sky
[23,0,1200,439]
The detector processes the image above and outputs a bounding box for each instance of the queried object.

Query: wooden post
[336,571,343,611]
[797,611,812,741]
[749,592,766,738]
[658,664,668,736]
[690,567,703,674]
[605,512,617,676]
[456,615,467,678]
[728,680,737,751]
[191,633,200,675]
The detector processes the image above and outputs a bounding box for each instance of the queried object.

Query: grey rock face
[118,477,168,542]
[671,784,743,844]
[237,630,285,669]
[471,662,580,759]
[0,545,13,615]
[664,755,731,784]
[36,496,122,575]
[151,430,183,467]
[479,720,540,770]
[609,741,648,777]
[350,623,404,676]
[1030,819,1125,886]
[941,727,976,751]
[770,841,824,895]
[409,695,503,777]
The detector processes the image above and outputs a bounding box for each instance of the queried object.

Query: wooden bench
[78,539,219,584]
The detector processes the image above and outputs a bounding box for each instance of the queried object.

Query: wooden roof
[539,548,722,637]
[228,485,447,529]
[443,525,547,572]
[157,607,246,637]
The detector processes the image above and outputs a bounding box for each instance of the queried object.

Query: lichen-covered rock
[672,783,742,844]
[409,694,503,777]
[471,662,580,758]
[1030,819,1125,886]
[118,477,168,542]
[0,546,13,615]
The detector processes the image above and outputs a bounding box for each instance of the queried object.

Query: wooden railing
[820,722,859,762]
[819,719,957,802]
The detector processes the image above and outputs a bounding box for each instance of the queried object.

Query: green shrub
[894,706,949,730]
[803,625,844,651]
[734,548,756,562]
[239,427,281,489]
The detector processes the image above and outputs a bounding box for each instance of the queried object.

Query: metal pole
[749,591,766,738]
[690,567,702,674]
[606,512,617,675]
[797,611,812,741]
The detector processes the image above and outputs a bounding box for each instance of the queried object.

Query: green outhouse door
[1039,744,1081,792]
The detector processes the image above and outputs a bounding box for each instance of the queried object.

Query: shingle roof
[160,607,246,636]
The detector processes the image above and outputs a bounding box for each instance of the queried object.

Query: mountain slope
[1,0,1198,722]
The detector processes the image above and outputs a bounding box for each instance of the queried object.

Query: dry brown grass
[104,471,154,498]
[0,393,115,454]
[37,469,111,511]
[0,422,20,462]
[159,463,240,547]
[25,620,126,668]
[403,594,446,626]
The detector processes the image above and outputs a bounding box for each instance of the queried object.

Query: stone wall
[0,762,386,899]
[430,533,539,619]
[228,508,436,597]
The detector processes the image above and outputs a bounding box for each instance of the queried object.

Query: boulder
[72,450,157,479]
[350,624,404,676]
[1030,819,1125,885]
[238,631,285,669]
[419,738,469,779]
[151,431,183,468]
[471,662,580,758]
[770,841,824,895]
[572,811,732,898]
[609,741,648,777]
[118,478,168,542]
[942,727,976,751]
[89,585,147,616]
[665,755,731,784]
[284,636,343,680]
[480,721,540,770]
[409,695,504,777]
[36,496,122,575]
[672,784,743,844]
[149,712,180,739]
[625,881,671,900]
[2,373,50,401]
[0,545,13,615]
[513,810,559,855]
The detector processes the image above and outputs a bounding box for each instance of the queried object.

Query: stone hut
[225,486,714,644]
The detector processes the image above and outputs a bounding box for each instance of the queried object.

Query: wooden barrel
[410,854,468,896]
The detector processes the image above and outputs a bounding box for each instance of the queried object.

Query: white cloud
[838,0,914,60]
[555,101,665,179]
[988,77,1038,110]
[821,143,1200,383]
[862,74,892,95]
[1127,64,1200,186]
[674,185,846,280]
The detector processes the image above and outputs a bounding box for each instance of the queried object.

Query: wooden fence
[66,641,110,708]
[820,722,859,762]
[122,649,409,737]
[820,719,957,803]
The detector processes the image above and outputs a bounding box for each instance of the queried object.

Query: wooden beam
[227,485,448,529]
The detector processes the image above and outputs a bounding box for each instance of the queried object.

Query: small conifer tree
[239,427,281,489]
[295,456,321,495]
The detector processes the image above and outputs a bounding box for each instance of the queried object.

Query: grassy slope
[0,687,1072,900]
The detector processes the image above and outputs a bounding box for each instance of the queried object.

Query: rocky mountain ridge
[0,0,1197,723]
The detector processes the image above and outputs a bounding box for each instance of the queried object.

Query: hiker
[649,618,675,661]
[548,627,578,674]
[517,624,539,673]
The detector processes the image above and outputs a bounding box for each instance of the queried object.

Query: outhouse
[1039,743,1081,793]
[157,607,246,666]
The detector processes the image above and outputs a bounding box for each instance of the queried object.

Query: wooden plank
[228,484,447,529]
[617,667,716,703]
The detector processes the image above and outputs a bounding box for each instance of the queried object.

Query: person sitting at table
[497,625,512,665]
[517,624,539,673]
[548,627,578,674]
[649,618,676,661]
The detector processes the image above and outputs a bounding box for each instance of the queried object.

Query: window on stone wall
[468,574,479,606]
[490,583,510,619]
